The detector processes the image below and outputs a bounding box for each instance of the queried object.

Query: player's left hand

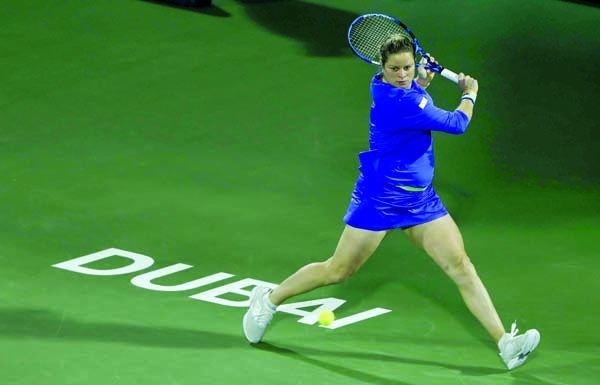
[417,54,437,86]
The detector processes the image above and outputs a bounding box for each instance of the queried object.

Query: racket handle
[440,68,459,83]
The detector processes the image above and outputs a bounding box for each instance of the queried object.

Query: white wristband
[461,93,477,105]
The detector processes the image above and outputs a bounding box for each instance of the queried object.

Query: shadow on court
[482,5,599,187]
[256,342,414,385]
[255,343,554,385]
[138,0,361,57]
[0,308,554,384]
[560,0,600,7]
[256,342,504,376]
[139,0,231,17]
[0,308,243,349]
[0,307,480,363]
[235,0,360,57]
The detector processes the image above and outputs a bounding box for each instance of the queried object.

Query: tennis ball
[318,310,335,326]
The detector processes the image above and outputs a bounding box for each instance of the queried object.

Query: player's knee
[444,255,476,285]
[324,260,358,285]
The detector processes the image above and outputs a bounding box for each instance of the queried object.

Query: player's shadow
[256,343,553,385]
[0,307,242,349]
[4,308,553,383]
[256,342,414,385]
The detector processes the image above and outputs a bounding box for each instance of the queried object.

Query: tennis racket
[348,13,459,83]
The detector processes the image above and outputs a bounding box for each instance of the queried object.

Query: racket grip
[440,68,459,83]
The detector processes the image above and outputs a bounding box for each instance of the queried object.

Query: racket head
[348,13,418,65]
[348,13,444,74]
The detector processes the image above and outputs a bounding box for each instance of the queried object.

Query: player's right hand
[458,73,478,95]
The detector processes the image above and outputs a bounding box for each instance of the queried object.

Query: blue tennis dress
[344,74,470,231]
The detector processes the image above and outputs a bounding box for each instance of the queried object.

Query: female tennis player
[243,35,540,370]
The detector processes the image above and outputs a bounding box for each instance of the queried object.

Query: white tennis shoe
[243,286,277,344]
[498,322,540,370]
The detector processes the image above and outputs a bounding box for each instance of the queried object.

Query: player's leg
[403,214,505,341]
[269,224,389,305]
[243,225,388,343]
[403,214,539,369]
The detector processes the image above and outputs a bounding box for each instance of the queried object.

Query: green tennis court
[2,1,598,384]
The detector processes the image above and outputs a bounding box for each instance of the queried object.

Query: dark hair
[380,34,415,66]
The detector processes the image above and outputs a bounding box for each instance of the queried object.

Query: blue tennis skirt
[343,174,448,231]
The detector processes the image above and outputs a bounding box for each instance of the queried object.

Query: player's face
[382,52,415,88]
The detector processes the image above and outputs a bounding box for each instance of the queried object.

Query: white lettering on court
[131,264,234,292]
[52,248,154,276]
[52,248,392,329]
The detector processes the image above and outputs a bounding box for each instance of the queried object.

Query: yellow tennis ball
[318,310,335,326]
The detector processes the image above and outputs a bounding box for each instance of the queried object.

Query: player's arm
[456,73,478,121]
[400,92,470,135]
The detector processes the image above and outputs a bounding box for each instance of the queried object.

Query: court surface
[2,1,599,384]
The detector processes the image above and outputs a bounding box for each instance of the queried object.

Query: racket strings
[349,16,413,64]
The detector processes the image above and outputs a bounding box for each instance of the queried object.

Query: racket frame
[348,13,459,83]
